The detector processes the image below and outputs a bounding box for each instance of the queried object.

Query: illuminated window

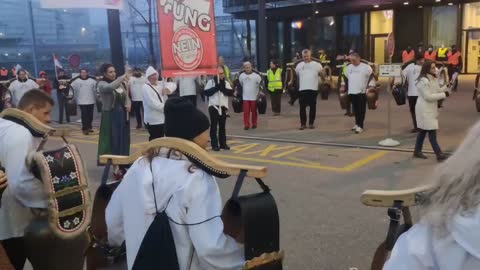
[463,3,480,29]
[370,10,393,34]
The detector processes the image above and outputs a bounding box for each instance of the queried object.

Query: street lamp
[4,53,8,57]
[0,33,4,37]
[81,27,87,32]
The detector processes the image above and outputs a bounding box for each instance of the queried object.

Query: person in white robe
[0,90,53,269]
[70,69,97,134]
[106,97,244,270]
[8,69,39,107]
[384,119,480,270]
[142,66,177,141]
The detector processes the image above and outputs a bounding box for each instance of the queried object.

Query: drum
[367,88,379,110]
[66,97,77,116]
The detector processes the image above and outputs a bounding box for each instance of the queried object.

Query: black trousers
[415,129,443,156]
[147,124,165,141]
[299,90,317,126]
[2,237,26,270]
[132,101,143,128]
[56,93,70,124]
[182,95,197,107]
[209,106,228,148]
[79,104,94,131]
[350,93,367,128]
[269,89,282,113]
[408,96,418,129]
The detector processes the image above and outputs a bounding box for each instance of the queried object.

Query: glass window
[429,6,458,48]
[370,10,393,34]
[463,3,480,29]
[340,14,362,53]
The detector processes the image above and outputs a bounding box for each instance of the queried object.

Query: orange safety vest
[447,51,461,66]
[0,69,8,77]
[402,50,415,64]
[424,51,436,61]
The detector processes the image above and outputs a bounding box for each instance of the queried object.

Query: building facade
[223,0,480,74]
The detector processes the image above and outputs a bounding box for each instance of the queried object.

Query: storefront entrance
[371,34,389,64]
[465,29,480,74]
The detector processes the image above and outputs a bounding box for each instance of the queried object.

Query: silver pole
[28,0,39,76]
[387,81,392,137]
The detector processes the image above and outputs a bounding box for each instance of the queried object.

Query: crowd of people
[0,41,476,269]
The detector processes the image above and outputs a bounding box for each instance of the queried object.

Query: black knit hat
[164,97,210,140]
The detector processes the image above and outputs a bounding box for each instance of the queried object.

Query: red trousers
[243,100,257,128]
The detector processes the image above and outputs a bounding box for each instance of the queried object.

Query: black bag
[132,165,180,270]
[257,95,267,115]
[66,98,78,116]
[232,96,243,113]
[392,84,406,106]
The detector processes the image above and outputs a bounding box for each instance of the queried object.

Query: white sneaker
[351,125,359,131]
[355,127,364,134]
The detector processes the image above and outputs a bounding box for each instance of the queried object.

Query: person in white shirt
[383,120,480,270]
[295,49,323,130]
[8,69,39,107]
[129,68,146,129]
[238,62,263,130]
[175,76,199,107]
[344,53,373,134]
[402,54,424,133]
[106,97,244,270]
[204,66,234,151]
[0,90,53,269]
[71,69,97,135]
[142,66,177,141]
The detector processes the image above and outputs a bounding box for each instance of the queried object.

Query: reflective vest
[402,50,415,64]
[267,68,283,92]
[437,48,448,59]
[0,69,7,77]
[319,54,327,62]
[224,65,231,83]
[424,51,436,61]
[448,51,461,66]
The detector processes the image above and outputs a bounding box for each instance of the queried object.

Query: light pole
[27,0,39,76]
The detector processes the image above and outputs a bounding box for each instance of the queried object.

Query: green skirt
[97,111,113,158]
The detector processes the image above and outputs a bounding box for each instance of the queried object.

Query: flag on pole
[53,54,63,70]
[40,0,124,10]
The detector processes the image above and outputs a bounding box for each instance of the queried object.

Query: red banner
[157,0,218,77]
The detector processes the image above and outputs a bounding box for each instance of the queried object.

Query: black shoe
[288,100,294,106]
[299,125,306,130]
[136,126,142,129]
[252,125,257,129]
[437,154,448,162]
[88,129,94,133]
[82,130,89,135]
[212,147,220,152]
[244,127,249,130]
[309,125,315,129]
[220,145,230,150]
[413,152,428,159]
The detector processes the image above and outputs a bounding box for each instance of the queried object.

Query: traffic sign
[379,64,401,77]
[387,32,395,58]
[69,54,81,68]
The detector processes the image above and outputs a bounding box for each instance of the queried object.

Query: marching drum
[338,85,349,110]
[475,74,480,112]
